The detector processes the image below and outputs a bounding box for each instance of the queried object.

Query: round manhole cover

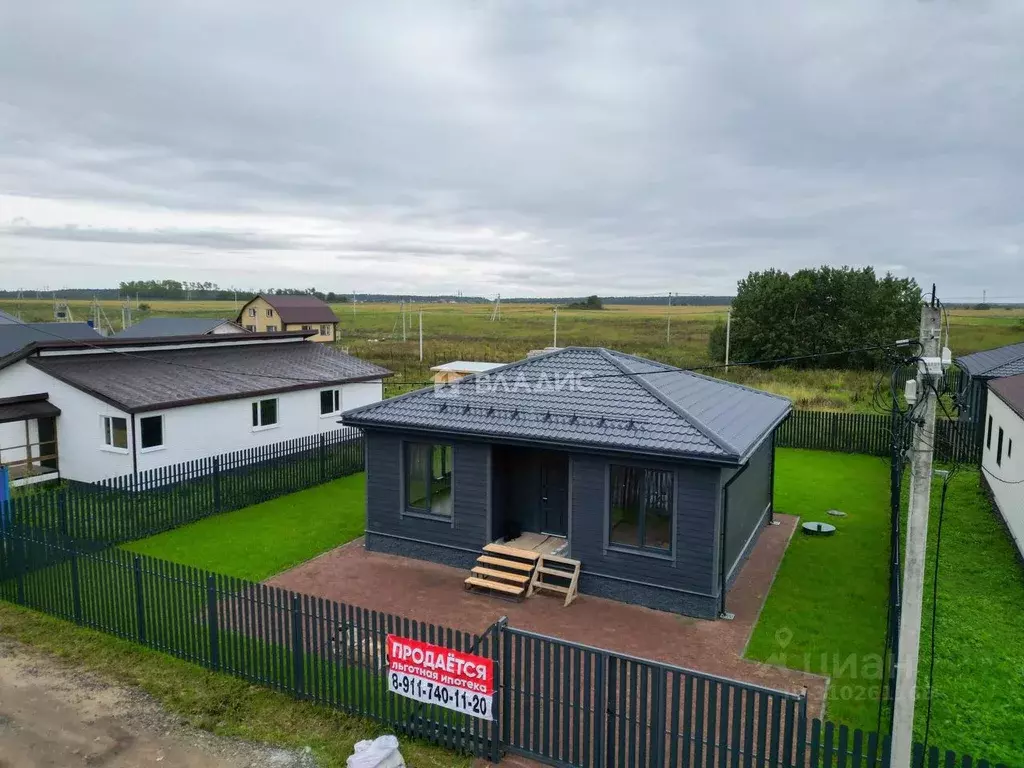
[802,522,837,536]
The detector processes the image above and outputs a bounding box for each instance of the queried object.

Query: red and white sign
[386,635,495,720]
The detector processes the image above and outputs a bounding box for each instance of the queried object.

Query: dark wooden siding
[364,430,489,555]
[724,438,773,580]
[569,455,722,597]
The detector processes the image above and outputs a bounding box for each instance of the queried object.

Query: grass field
[747,452,1024,766]
[123,473,366,580]
[4,297,1024,411]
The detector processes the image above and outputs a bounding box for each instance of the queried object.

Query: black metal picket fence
[7,427,364,544]
[0,529,1007,768]
[776,410,980,464]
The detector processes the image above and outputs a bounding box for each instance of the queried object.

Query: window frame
[402,441,455,523]
[100,414,129,453]
[265,324,277,332]
[138,414,165,452]
[320,324,331,337]
[997,427,1004,466]
[605,462,676,560]
[251,397,280,431]
[266,308,274,317]
[248,307,257,318]
[987,415,993,449]
[245,324,256,332]
[320,388,341,417]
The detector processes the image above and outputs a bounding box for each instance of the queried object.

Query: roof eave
[341,417,743,466]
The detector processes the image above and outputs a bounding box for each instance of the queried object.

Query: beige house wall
[237,297,336,342]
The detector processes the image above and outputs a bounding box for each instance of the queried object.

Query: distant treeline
[0,284,735,305]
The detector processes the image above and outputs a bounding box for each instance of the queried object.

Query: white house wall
[983,390,1024,558]
[0,360,134,481]
[1,359,383,483]
[134,380,381,473]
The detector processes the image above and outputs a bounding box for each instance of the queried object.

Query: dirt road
[0,637,317,768]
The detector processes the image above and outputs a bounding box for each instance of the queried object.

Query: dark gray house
[956,341,1024,442]
[343,347,791,619]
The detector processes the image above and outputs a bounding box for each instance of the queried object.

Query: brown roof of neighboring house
[27,338,390,413]
[990,373,1024,420]
[243,294,339,325]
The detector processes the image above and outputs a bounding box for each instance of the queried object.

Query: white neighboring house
[0,331,390,485]
[983,373,1024,558]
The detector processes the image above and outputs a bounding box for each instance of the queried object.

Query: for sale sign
[386,635,495,721]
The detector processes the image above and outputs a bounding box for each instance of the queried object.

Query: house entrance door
[538,452,569,537]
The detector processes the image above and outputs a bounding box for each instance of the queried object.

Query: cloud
[1,1,1022,298]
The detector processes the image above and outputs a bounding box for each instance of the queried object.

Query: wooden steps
[528,554,581,607]
[465,544,540,600]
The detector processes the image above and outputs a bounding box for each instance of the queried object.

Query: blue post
[0,465,10,533]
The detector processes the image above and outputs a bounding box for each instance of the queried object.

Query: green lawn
[746,450,891,728]
[123,473,366,581]
[748,450,1024,766]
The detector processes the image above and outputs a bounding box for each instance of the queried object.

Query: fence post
[207,575,220,670]
[212,457,222,515]
[493,618,507,764]
[70,542,83,624]
[134,556,146,643]
[291,593,305,697]
[15,533,26,605]
[58,489,69,538]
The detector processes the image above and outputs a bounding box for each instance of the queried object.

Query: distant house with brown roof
[236,294,339,342]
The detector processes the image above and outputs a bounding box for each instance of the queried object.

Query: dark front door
[36,417,58,472]
[539,452,569,536]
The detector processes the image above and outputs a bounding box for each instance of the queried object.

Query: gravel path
[0,636,319,768]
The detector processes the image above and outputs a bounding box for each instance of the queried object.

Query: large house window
[997,427,1004,466]
[102,415,128,451]
[248,307,257,318]
[405,443,453,518]
[609,465,673,553]
[266,308,274,317]
[320,389,340,416]
[320,324,331,337]
[251,398,279,429]
[139,415,164,450]
[245,324,256,332]
[266,324,277,332]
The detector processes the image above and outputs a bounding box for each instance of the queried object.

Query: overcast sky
[1,2,1022,299]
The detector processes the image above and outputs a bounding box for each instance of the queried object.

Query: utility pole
[418,310,423,362]
[401,300,407,342]
[553,307,558,348]
[725,310,732,370]
[891,291,945,768]
[666,292,673,344]
[490,294,501,321]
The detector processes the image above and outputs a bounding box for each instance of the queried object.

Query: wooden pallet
[527,554,581,607]
[464,544,540,600]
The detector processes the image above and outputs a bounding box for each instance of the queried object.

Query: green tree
[717,266,920,369]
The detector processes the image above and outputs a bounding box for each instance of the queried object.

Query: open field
[4,298,1024,411]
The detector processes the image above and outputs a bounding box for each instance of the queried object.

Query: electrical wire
[922,474,951,749]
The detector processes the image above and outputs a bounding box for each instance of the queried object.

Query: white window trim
[138,414,166,453]
[251,397,280,432]
[320,388,342,418]
[100,414,130,454]
[248,307,257,317]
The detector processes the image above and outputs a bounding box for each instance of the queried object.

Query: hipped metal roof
[956,341,1024,379]
[343,347,792,464]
